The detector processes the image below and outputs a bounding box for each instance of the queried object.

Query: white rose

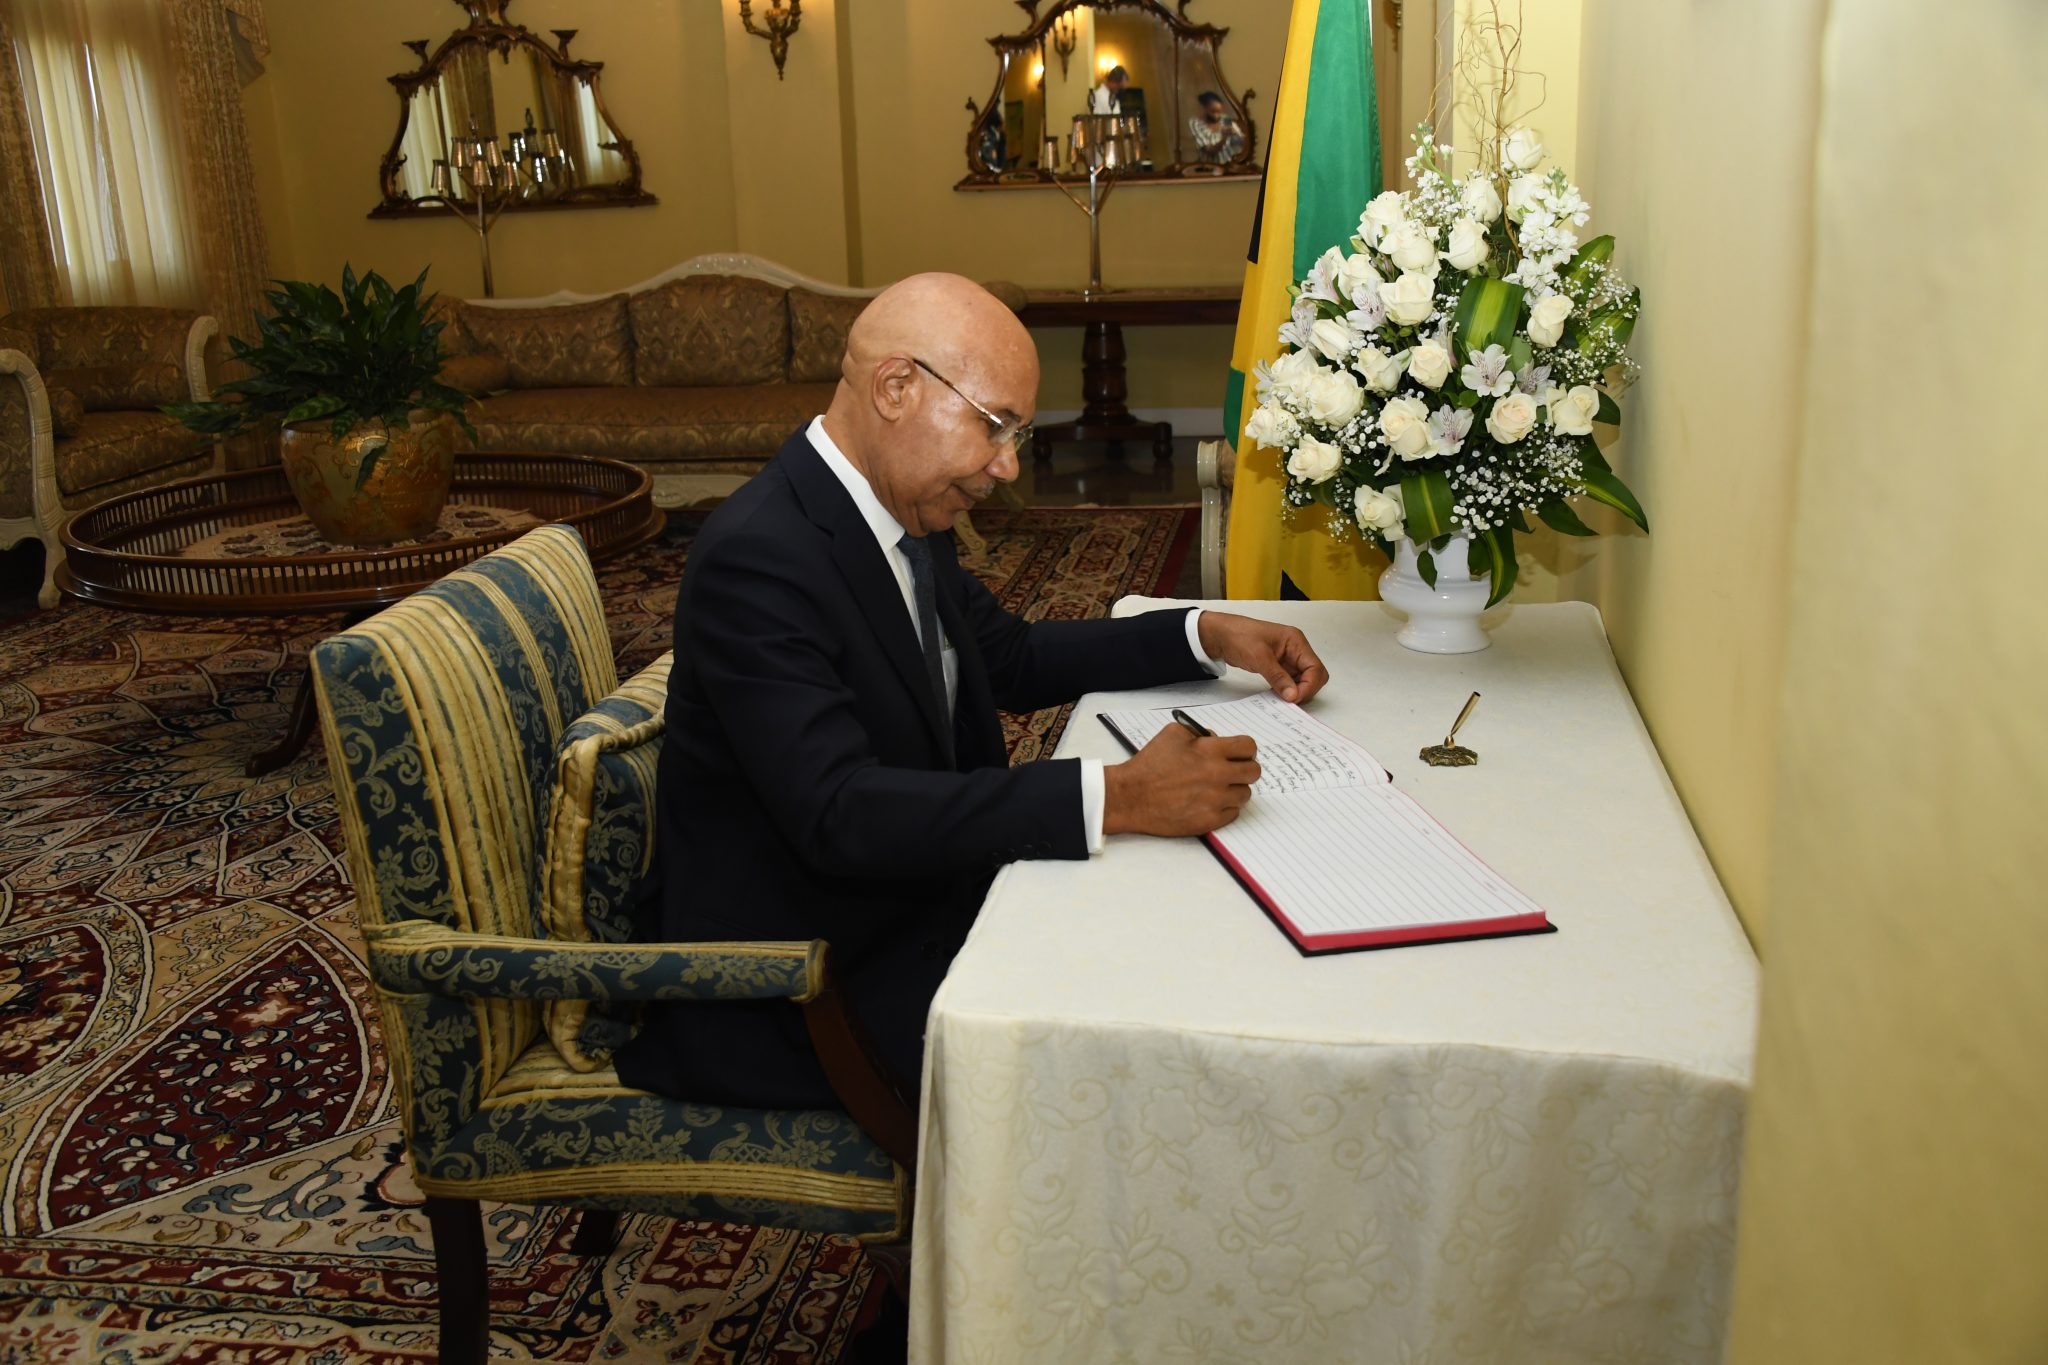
[1243,401,1298,450]
[1309,316,1360,364]
[1406,338,1453,389]
[1548,383,1600,436]
[1381,220,1440,275]
[1441,217,1489,272]
[1484,391,1539,444]
[1501,127,1545,172]
[1526,293,1573,347]
[1378,395,1434,461]
[1358,190,1407,249]
[1303,367,1366,427]
[1353,345,1407,394]
[1268,348,1325,404]
[1335,251,1384,305]
[1506,173,1545,222]
[1354,483,1405,537]
[1460,176,1503,224]
[1286,434,1343,484]
[1377,273,1437,327]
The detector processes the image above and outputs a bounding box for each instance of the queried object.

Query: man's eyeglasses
[913,357,1033,452]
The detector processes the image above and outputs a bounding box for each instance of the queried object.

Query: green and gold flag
[1223,0,1382,599]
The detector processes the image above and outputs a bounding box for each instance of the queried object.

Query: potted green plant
[170,265,476,547]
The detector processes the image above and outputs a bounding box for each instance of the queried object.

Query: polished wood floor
[0,438,1208,622]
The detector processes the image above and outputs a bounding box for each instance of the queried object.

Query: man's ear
[871,355,916,424]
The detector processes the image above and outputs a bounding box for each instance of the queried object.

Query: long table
[910,598,1758,1363]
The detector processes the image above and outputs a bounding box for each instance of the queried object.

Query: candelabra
[417,115,572,297]
[1049,113,1145,298]
[736,0,802,80]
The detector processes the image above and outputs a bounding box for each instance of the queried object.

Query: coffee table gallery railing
[58,453,664,775]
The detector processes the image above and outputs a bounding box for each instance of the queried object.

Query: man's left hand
[1195,612,1330,704]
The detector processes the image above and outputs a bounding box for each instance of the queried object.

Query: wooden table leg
[1032,320,1176,462]
[246,611,367,777]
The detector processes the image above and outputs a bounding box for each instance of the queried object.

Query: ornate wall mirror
[958,0,1260,191]
[371,0,655,218]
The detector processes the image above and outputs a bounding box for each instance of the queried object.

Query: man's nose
[989,440,1021,484]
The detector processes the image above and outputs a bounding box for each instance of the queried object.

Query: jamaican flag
[1223,0,1382,599]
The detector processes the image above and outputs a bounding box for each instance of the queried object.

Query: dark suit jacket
[615,429,1211,1107]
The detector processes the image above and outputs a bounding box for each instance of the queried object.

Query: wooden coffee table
[58,453,665,774]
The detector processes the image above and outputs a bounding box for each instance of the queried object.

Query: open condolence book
[1097,694,1555,955]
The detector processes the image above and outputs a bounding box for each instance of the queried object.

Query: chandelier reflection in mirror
[373,0,656,294]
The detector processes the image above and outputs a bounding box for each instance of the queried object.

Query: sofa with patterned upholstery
[435,254,883,510]
[0,307,222,606]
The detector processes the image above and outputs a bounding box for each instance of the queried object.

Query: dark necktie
[896,533,950,727]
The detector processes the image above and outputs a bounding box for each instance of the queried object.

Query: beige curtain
[166,0,269,347]
[9,0,204,307]
[0,2,62,309]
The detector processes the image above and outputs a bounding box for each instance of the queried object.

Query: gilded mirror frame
[370,0,656,219]
[956,0,1261,191]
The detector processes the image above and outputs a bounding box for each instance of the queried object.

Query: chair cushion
[20,306,192,371]
[630,275,789,387]
[471,383,835,462]
[0,323,35,364]
[787,289,868,384]
[457,295,635,389]
[46,362,184,411]
[47,385,84,438]
[438,351,511,393]
[55,410,209,497]
[417,1035,905,1238]
[540,651,671,1071]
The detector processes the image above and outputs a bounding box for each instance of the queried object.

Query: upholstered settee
[435,255,882,509]
[0,307,222,605]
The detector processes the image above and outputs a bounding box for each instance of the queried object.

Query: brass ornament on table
[1050,113,1144,298]
[1420,691,1483,767]
[736,0,803,80]
[278,411,459,548]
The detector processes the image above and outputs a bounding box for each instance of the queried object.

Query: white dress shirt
[806,417,1222,854]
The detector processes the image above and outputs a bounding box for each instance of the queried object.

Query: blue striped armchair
[309,524,914,1363]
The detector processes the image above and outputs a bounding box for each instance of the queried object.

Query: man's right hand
[1102,724,1261,837]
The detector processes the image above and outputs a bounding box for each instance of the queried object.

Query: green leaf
[1452,276,1526,361]
[1562,234,1616,291]
[1507,335,1533,372]
[1476,525,1518,608]
[1417,548,1438,588]
[1579,466,1649,532]
[1398,469,1456,542]
[1595,391,1622,424]
[282,394,347,426]
[1536,498,1596,536]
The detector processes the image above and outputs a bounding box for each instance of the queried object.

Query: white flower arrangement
[1247,125,1648,602]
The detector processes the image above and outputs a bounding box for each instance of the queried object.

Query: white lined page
[1214,784,1545,938]
[1098,693,1389,797]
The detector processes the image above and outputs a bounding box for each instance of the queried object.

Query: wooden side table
[1019,285,1240,462]
[58,454,664,774]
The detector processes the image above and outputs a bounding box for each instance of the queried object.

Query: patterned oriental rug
[0,505,1197,1364]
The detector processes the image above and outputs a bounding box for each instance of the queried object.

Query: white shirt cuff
[1185,608,1226,676]
[1081,758,1106,855]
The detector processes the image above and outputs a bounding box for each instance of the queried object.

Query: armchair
[0,307,224,606]
[309,523,915,1364]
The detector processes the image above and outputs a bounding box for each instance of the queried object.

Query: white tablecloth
[910,600,1757,1364]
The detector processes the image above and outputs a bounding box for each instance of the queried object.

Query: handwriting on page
[1100,693,1388,797]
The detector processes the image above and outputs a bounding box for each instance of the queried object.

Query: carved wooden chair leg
[569,1208,621,1257]
[423,1195,489,1365]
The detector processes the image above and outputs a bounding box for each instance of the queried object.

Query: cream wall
[1726,1,2048,1357]
[1566,0,1826,927]
[240,0,1292,414]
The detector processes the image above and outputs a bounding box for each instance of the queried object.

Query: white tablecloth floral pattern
[911,601,1757,1364]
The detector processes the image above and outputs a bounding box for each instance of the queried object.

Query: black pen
[1170,708,1214,739]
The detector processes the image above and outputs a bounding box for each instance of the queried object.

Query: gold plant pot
[278,411,457,547]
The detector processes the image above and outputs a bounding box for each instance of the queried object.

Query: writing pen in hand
[1170,708,1214,739]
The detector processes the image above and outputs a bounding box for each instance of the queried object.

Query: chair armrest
[183,316,220,401]
[364,920,826,1003]
[0,348,54,524]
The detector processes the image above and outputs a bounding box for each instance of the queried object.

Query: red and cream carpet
[0,505,1195,1364]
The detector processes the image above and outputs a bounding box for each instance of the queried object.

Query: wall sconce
[1051,13,1077,79]
[1097,52,1121,76]
[737,0,802,80]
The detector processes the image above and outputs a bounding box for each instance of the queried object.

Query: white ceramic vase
[1379,534,1493,654]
